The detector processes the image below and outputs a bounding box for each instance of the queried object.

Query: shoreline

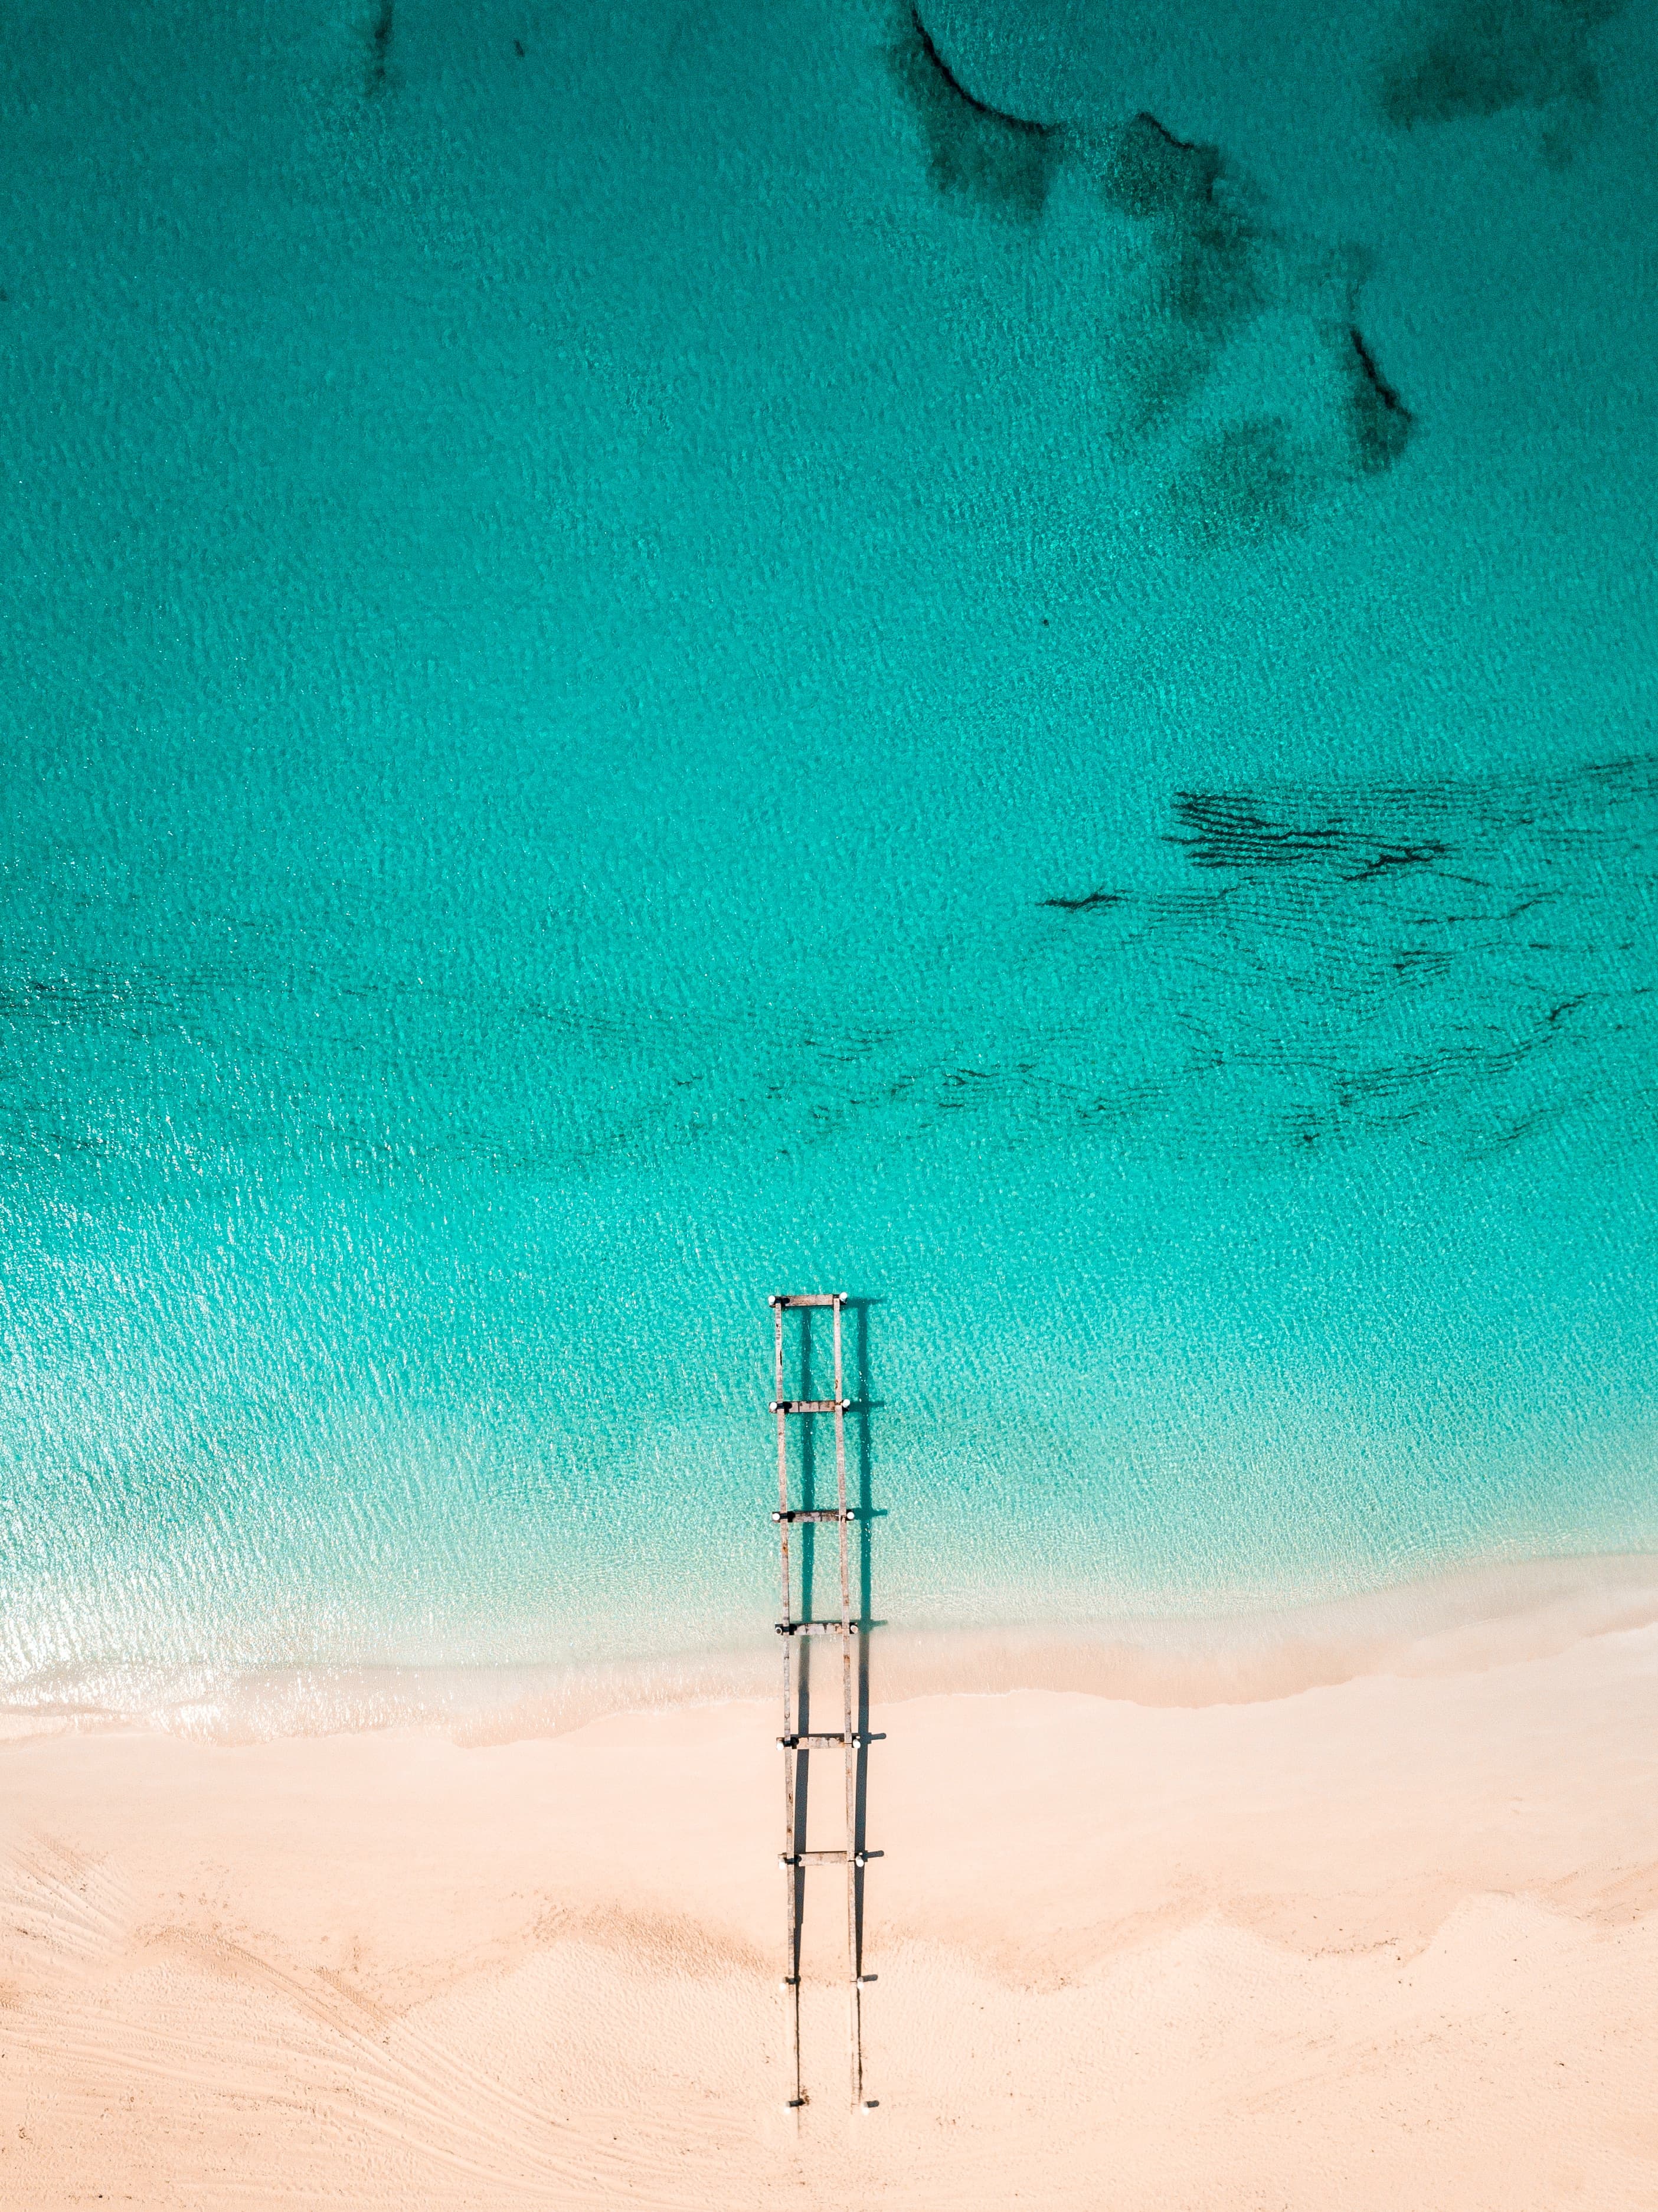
[8,1546,1658,1745]
[5,1624,1657,2205]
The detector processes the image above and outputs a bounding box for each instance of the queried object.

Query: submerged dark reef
[1162,417,1307,548]
[885,6,1063,217]
[885,10,1415,545]
[367,0,394,94]
[1382,0,1625,126]
[1097,113,1263,439]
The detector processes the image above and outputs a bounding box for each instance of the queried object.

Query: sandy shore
[5,1617,1658,2208]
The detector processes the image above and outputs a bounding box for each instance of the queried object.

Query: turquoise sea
[4,0,1658,1730]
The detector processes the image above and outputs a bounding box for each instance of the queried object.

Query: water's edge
[8,1550,1657,1747]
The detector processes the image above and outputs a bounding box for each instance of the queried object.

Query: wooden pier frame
[769,1291,872,2112]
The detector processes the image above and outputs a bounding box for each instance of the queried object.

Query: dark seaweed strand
[1133,111,1206,163]
[1166,792,1450,876]
[909,7,1054,137]
[1168,794,1346,871]
[1041,889,1124,912]
[1349,328,1411,419]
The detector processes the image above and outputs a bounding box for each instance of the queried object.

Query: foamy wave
[6,1552,1658,1744]
[0,1651,777,1746]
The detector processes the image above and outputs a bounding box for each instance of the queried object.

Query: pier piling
[769,1291,872,2112]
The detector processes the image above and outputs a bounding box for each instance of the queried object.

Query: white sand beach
[5,1601,1658,2208]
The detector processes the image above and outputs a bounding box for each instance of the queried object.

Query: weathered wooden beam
[773,1290,872,2112]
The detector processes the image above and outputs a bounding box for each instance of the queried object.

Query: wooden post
[770,1292,871,2112]
[833,1297,862,2110]
[773,1297,803,2110]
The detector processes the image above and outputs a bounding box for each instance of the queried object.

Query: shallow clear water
[4,0,1657,1723]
